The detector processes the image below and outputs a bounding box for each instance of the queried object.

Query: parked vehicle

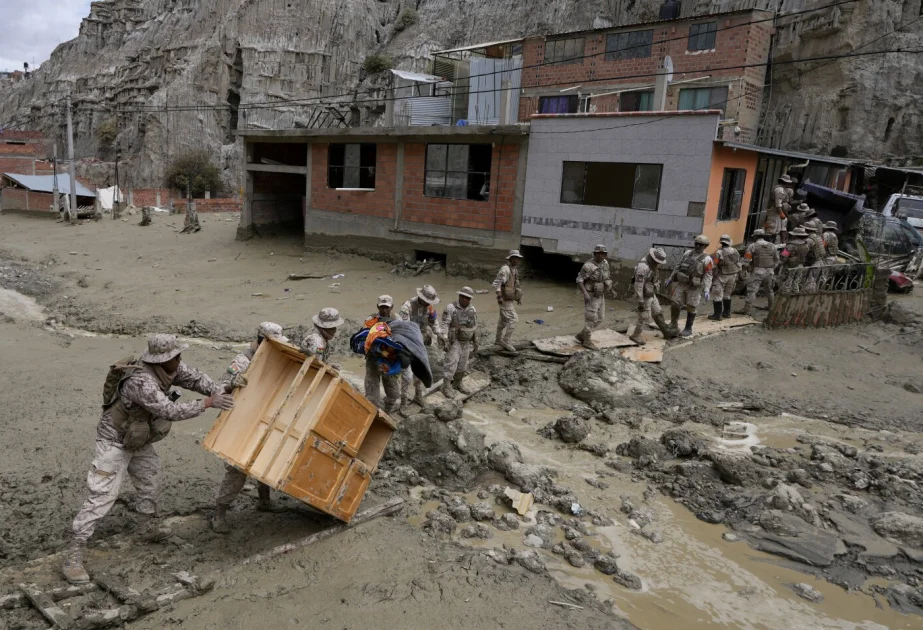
[881,193,923,233]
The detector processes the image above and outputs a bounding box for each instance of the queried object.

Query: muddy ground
[2,213,923,629]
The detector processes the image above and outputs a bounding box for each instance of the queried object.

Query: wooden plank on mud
[533,329,636,356]
[18,583,74,629]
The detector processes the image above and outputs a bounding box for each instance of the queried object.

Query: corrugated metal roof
[433,38,524,55]
[2,173,96,197]
[720,142,854,166]
[391,69,444,83]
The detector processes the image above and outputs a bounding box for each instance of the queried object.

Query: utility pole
[66,94,78,222]
[52,141,60,216]
[113,137,121,219]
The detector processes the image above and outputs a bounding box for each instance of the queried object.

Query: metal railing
[775,261,873,295]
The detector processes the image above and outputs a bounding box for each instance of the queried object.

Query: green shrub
[363,53,394,75]
[164,149,223,198]
[393,8,418,35]
[96,118,117,147]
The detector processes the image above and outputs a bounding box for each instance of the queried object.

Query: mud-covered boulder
[871,512,923,549]
[616,436,668,461]
[551,415,590,443]
[660,429,707,458]
[707,451,763,486]
[384,413,486,490]
[486,441,523,474]
[559,350,659,407]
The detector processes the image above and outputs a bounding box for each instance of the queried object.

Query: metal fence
[765,261,874,328]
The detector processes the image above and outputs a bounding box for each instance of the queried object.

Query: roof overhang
[433,38,524,55]
[238,124,530,142]
[719,141,854,166]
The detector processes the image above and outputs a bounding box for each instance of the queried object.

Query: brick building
[237,126,528,272]
[515,8,773,143]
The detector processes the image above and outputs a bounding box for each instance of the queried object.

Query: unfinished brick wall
[311,143,396,219]
[401,142,517,233]
[519,11,773,140]
[251,171,305,226]
[195,198,242,213]
[1,189,55,211]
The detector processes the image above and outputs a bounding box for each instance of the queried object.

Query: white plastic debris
[332,273,345,279]
[547,306,554,312]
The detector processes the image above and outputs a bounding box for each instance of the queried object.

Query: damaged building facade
[240,7,858,271]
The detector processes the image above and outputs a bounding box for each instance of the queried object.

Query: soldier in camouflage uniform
[439,287,478,398]
[399,286,440,409]
[363,296,401,413]
[628,247,674,345]
[668,234,714,337]
[300,307,344,363]
[803,224,827,293]
[492,250,523,353]
[740,228,779,316]
[779,227,810,294]
[708,234,742,321]
[803,207,824,234]
[823,221,840,263]
[212,323,289,534]
[765,174,793,243]
[63,334,234,584]
[575,245,614,350]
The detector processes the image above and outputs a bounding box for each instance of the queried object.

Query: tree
[96,118,117,149]
[164,149,222,199]
[363,54,393,75]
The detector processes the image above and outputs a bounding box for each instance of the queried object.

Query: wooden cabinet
[202,337,395,522]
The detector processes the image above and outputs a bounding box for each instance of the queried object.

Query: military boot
[707,301,723,321]
[136,513,173,542]
[669,305,681,336]
[723,299,732,319]
[452,372,466,395]
[211,505,231,534]
[257,484,286,513]
[652,313,676,340]
[578,329,598,350]
[628,326,646,346]
[62,541,90,584]
[680,313,696,338]
[500,341,517,353]
[736,302,752,316]
[413,386,428,410]
[441,378,457,399]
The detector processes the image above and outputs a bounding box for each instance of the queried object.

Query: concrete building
[236,126,528,273]
[516,7,773,143]
[522,111,731,266]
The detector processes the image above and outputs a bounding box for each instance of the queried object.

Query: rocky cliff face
[1,0,919,189]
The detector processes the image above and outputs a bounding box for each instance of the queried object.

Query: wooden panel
[329,460,371,522]
[312,383,376,457]
[356,414,395,468]
[532,329,636,356]
[281,436,350,508]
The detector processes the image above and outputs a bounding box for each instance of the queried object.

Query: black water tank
[659,0,681,20]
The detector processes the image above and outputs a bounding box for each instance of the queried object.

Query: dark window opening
[328,143,376,189]
[561,161,662,211]
[678,86,729,117]
[688,22,717,51]
[718,168,746,221]
[424,143,492,201]
[619,90,654,112]
[414,250,447,264]
[539,95,579,114]
[544,37,585,65]
[605,30,654,60]
[4,140,27,145]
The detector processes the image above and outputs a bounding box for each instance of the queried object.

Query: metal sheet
[2,172,95,197]
[408,97,452,126]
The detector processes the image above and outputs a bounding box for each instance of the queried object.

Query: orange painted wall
[702,144,758,249]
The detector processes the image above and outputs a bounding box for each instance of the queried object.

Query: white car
[882,193,923,232]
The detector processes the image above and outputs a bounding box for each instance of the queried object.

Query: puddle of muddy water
[453,403,918,630]
[0,287,47,322]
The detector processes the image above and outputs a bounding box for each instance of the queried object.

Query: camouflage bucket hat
[140,333,189,364]
[458,286,475,299]
[648,247,667,264]
[507,249,523,260]
[416,284,440,305]
[259,321,288,343]
[313,307,344,329]
[790,227,808,237]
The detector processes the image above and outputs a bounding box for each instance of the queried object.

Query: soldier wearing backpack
[63,334,234,584]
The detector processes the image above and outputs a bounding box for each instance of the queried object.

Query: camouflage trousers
[711,274,737,302]
[779,266,805,295]
[803,260,826,294]
[72,439,162,543]
[215,464,271,508]
[444,339,472,381]
[495,301,518,344]
[634,296,662,330]
[746,268,775,305]
[670,283,703,314]
[582,295,605,333]
[401,368,426,402]
[364,356,401,412]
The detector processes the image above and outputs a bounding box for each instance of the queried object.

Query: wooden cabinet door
[312,382,377,457]
[281,436,350,509]
[329,460,372,522]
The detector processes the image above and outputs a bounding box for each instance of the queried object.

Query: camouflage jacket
[96,363,219,442]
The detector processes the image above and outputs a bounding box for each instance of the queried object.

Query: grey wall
[522,113,719,264]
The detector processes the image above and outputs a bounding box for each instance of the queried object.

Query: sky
[0,0,93,72]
